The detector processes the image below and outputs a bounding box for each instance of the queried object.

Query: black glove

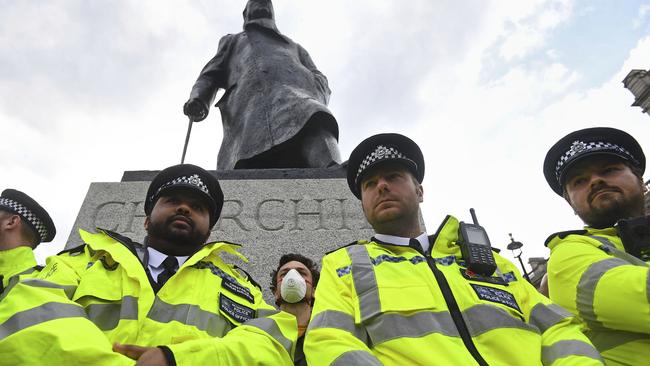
[183,99,209,122]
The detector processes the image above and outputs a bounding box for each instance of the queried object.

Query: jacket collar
[82,228,248,268]
[373,232,429,253]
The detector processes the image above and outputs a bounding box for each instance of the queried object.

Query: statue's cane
[181,116,194,164]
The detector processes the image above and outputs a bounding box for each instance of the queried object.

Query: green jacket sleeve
[548,236,650,334]
[167,302,297,365]
[0,248,133,365]
[520,279,603,365]
[304,252,380,366]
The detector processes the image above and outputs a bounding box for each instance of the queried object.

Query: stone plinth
[67,168,375,300]
[623,69,650,116]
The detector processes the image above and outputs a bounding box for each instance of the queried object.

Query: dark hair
[269,253,320,293]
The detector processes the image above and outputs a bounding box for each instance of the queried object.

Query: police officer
[305,133,603,365]
[2,164,297,365]
[543,127,650,365]
[0,188,56,290]
[0,189,135,364]
[270,253,320,366]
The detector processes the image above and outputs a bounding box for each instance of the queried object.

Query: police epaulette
[233,265,261,290]
[208,240,242,247]
[544,229,588,247]
[57,244,87,256]
[325,240,366,255]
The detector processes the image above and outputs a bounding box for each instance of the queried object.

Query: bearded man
[543,127,650,365]
[2,164,297,365]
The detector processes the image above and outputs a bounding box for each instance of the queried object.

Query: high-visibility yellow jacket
[0,245,133,365]
[306,215,603,366]
[0,246,40,290]
[35,229,297,365]
[546,227,650,365]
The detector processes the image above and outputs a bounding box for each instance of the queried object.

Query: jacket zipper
[426,256,489,366]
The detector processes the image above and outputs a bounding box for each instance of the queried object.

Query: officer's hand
[183,98,208,122]
[113,343,169,366]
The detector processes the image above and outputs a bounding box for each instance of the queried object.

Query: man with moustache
[270,254,320,366]
[305,133,602,365]
[7,164,296,365]
[183,0,341,169]
[543,127,650,365]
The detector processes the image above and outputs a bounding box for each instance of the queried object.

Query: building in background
[527,257,548,288]
[623,70,650,212]
[623,69,650,117]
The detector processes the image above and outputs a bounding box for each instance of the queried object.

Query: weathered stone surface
[67,170,375,301]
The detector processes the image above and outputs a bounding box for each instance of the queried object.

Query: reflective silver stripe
[316,305,536,349]
[541,340,603,365]
[0,302,88,341]
[309,310,369,345]
[146,297,231,337]
[529,303,572,333]
[585,329,648,353]
[577,258,627,329]
[244,317,293,356]
[15,267,38,277]
[366,309,458,344]
[258,309,280,318]
[22,279,77,298]
[331,350,381,366]
[0,277,76,302]
[464,304,538,336]
[85,295,139,331]
[346,245,381,322]
[590,236,649,267]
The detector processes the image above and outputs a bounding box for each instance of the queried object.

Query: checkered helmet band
[0,197,48,241]
[152,174,210,203]
[555,140,638,180]
[355,145,412,184]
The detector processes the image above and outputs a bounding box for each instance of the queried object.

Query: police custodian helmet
[347,133,425,199]
[0,189,56,244]
[543,127,645,195]
[145,164,224,228]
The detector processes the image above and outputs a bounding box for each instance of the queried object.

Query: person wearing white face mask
[271,254,320,366]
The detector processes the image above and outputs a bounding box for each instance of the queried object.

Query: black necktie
[409,238,424,253]
[156,256,178,287]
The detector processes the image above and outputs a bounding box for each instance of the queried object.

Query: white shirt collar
[374,232,429,253]
[147,246,189,269]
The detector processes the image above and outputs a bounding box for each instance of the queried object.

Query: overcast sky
[2,0,650,270]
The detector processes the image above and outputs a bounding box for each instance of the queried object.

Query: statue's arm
[298,44,331,104]
[185,34,233,121]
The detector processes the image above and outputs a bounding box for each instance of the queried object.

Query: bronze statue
[184,0,341,170]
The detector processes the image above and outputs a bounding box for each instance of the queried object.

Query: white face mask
[280,268,307,303]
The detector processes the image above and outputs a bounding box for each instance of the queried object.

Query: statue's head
[243,0,275,22]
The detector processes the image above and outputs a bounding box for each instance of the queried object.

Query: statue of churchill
[184,0,342,170]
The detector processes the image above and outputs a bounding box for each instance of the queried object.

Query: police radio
[459,208,497,276]
[616,216,650,262]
